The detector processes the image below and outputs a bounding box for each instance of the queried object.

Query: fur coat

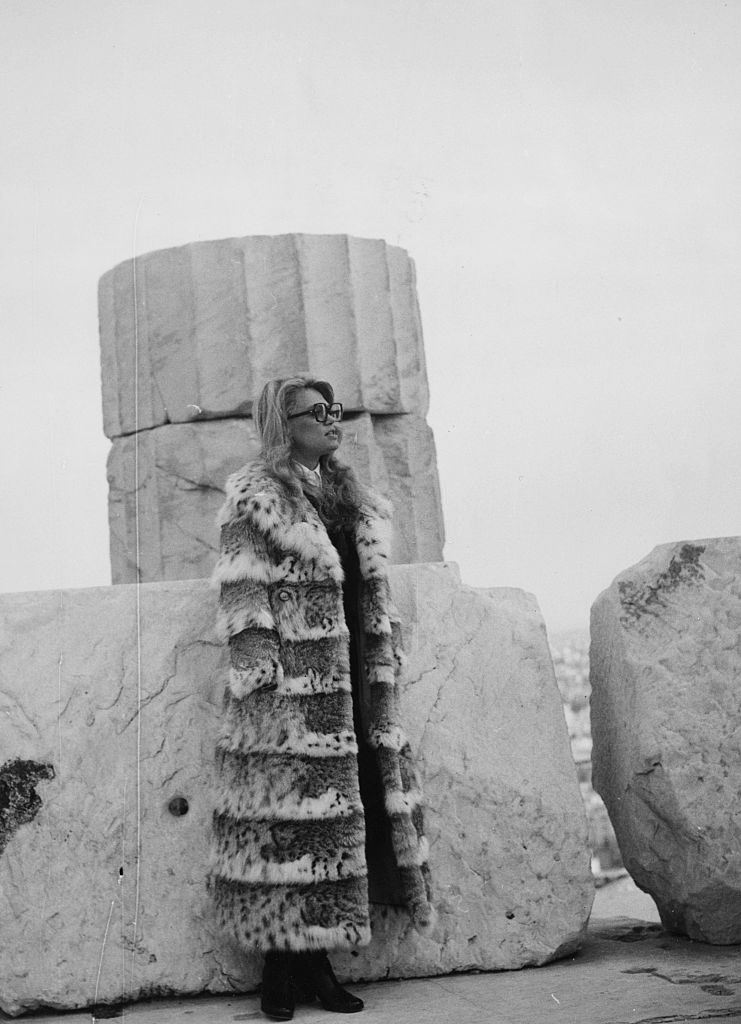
[209,459,433,952]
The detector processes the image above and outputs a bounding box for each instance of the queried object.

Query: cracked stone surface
[0,565,591,1016]
[590,537,741,944]
[98,234,429,439]
[106,415,444,584]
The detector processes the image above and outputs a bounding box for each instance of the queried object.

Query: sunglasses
[287,402,344,424]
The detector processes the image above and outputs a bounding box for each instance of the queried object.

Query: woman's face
[286,387,342,467]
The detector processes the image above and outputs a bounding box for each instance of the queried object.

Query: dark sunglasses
[287,402,344,424]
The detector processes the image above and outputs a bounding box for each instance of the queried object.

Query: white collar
[294,461,322,485]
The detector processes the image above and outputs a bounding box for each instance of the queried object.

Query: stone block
[106,419,259,584]
[0,566,592,1016]
[590,538,741,943]
[342,571,594,983]
[98,235,429,438]
[373,414,444,564]
[106,415,444,584]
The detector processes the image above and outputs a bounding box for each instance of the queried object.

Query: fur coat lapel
[214,461,345,586]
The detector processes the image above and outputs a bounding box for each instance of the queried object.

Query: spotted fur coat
[208,459,433,952]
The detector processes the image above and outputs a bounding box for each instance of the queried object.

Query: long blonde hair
[254,375,366,526]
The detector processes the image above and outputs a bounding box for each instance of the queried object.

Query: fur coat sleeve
[208,459,433,953]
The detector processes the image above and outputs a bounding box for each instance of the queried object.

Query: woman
[209,376,433,1021]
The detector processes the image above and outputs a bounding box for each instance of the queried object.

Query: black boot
[302,951,364,1013]
[260,951,295,1021]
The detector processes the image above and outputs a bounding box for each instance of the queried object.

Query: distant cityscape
[550,631,623,880]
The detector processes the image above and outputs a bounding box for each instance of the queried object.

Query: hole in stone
[505,911,515,920]
[119,867,123,877]
[168,796,189,817]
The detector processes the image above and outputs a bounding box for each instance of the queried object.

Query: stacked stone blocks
[0,232,597,1017]
[99,234,443,582]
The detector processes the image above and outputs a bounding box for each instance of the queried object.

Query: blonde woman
[209,376,432,1020]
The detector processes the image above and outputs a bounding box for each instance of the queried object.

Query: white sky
[2,0,741,634]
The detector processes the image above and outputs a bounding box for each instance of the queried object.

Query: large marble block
[98,234,429,438]
[0,566,592,1017]
[590,537,741,943]
[106,415,444,583]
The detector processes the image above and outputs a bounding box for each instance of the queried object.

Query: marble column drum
[98,233,444,582]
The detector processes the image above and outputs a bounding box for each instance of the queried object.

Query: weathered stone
[590,537,741,943]
[342,572,594,983]
[98,233,442,586]
[373,414,444,564]
[0,566,592,1016]
[98,235,429,439]
[106,415,444,583]
[106,419,259,584]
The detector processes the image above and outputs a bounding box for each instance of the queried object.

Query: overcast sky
[3,0,741,635]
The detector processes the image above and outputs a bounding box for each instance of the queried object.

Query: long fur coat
[209,459,433,952]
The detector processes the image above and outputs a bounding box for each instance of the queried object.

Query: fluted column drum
[98,234,444,582]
